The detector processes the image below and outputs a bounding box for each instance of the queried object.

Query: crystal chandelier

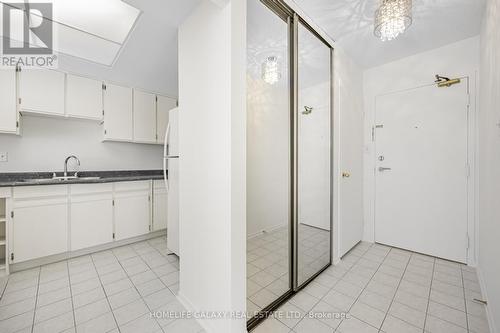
[374,0,412,41]
[261,56,281,84]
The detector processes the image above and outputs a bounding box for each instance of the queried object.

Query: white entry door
[375,79,469,263]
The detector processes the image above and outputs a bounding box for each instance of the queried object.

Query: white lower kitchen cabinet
[152,180,167,231]
[70,184,113,251]
[11,185,68,263]
[7,180,163,267]
[114,181,151,241]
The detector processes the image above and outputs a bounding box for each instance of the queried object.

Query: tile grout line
[110,244,167,330]
[276,247,359,331]
[288,243,378,332]
[1,268,73,325]
[128,242,179,332]
[89,253,122,333]
[66,261,78,331]
[30,266,42,333]
[421,256,436,333]
[338,246,395,333]
[331,244,388,332]
[0,274,9,300]
[135,242,180,297]
[460,266,471,333]
[332,244,391,331]
[377,248,413,333]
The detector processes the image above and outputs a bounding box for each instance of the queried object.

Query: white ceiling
[56,0,200,97]
[292,0,486,68]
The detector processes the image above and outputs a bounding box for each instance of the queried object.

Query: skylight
[0,0,141,66]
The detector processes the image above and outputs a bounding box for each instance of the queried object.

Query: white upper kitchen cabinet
[113,181,151,241]
[153,180,168,231]
[103,83,133,141]
[19,68,65,116]
[133,89,157,143]
[0,69,18,134]
[70,184,113,251]
[11,185,68,263]
[156,95,177,144]
[66,74,103,120]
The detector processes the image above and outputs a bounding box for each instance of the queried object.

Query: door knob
[342,172,350,178]
[378,167,392,172]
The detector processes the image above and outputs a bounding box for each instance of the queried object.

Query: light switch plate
[0,152,8,162]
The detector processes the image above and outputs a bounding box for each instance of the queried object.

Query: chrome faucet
[64,155,81,178]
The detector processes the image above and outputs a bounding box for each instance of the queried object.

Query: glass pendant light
[374,0,412,41]
[261,56,281,84]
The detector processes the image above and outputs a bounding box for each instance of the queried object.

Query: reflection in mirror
[246,0,290,319]
[296,22,332,287]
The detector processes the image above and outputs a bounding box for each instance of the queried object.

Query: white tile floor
[0,236,491,333]
[247,224,330,316]
[252,242,490,333]
[0,237,204,333]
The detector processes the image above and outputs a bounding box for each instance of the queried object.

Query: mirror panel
[296,22,332,287]
[246,0,291,318]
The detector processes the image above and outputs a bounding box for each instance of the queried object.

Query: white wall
[178,0,246,332]
[479,0,500,330]
[0,116,162,172]
[363,37,480,260]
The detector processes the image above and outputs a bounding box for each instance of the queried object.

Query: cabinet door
[70,184,113,251]
[156,95,176,144]
[133,90,156,143]
[103,84,133,141]
[12,198,68,263]
[114,181,151,240]
[66,74,103,120]
[19,69,65,116]
[153,180,167,231]
[0,69,18,133]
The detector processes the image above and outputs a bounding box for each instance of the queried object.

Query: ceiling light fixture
[261,56,281,85]
[374,0,412,41]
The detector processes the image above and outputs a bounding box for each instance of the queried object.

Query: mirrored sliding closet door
[246,0,333,328]
[295,20,332,289]
[246,0,291,320]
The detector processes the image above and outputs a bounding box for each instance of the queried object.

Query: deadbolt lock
[342,172,351,178]
[378,156,384,161]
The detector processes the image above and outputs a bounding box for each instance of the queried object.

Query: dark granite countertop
[0,170,164,187]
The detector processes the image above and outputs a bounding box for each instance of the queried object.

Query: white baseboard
[10,230,166,273]
[176,290,214,333]
[247,223,287,240]
[476,266,498,333]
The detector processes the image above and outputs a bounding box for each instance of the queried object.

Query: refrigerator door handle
[163,121,171,191]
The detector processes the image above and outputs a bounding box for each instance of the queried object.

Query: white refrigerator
[163,107,179,256]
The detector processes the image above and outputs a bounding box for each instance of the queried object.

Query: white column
[177,1,246,332]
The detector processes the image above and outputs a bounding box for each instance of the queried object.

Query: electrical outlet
[0,152,8,162]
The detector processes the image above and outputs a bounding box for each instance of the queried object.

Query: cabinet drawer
[70,183,113,196]
[114,180,150,193]
[153,179,166,190]
[13,185,68,199]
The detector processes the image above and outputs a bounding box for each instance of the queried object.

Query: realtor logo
[1,2,57,67]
